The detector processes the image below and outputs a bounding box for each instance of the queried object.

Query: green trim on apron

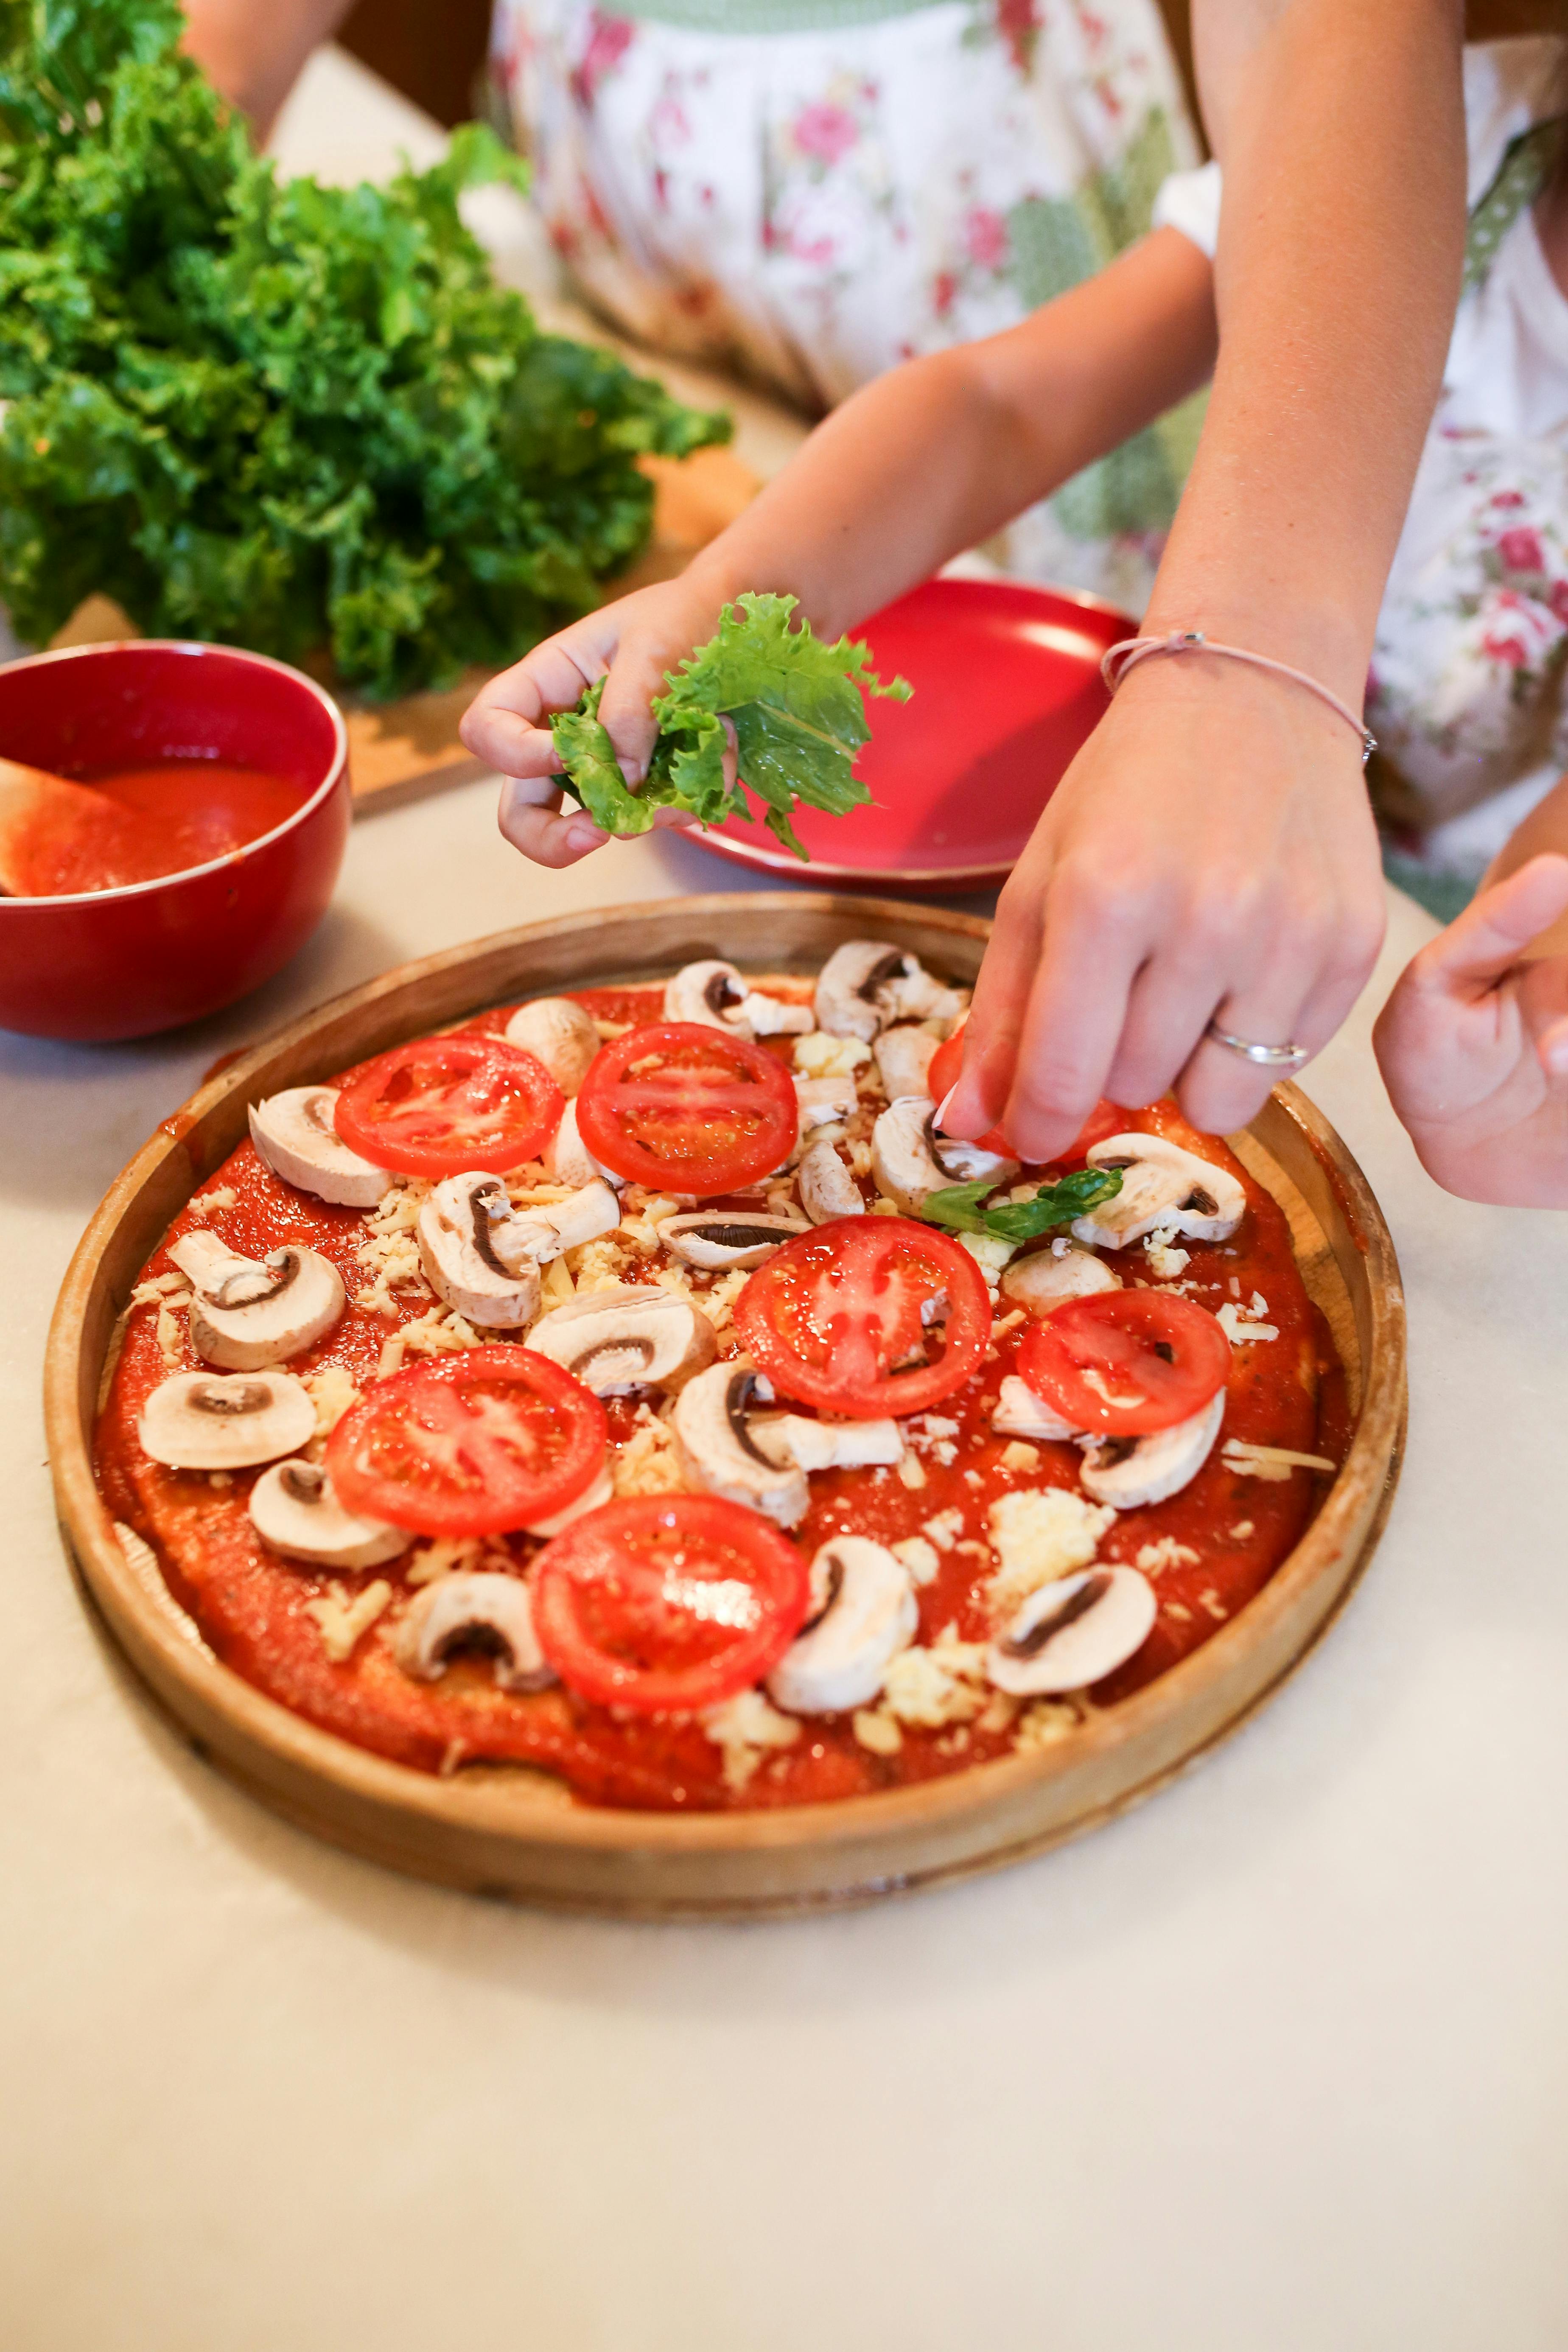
[1464,115,1565,293]
[612,0,958,31]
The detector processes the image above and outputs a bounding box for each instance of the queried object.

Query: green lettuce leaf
[550,592,911,857]
[0,5,730,697]
[919,1166,1123,1238]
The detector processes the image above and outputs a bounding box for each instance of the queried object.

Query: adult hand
[941,653,1387,1159]
[459,573,730,870]
[1372,853,1568,1207]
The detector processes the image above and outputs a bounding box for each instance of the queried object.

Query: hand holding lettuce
[549,593,910,860]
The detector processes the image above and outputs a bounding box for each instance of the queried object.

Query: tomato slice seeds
[532,1495,811,1714]
[1017,1289,1232,1436]
[734,1214,992,1418]
[576,1021,798,1195]
[334,1033,564,1179]
[326,1346,607,1537]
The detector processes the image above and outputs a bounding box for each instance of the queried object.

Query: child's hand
[942,655,1389,1160]
[1372,854,1568,1207]
[459,574,729,869]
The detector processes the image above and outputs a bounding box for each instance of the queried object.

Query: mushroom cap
[249,1459,409,1568]
[138,1370,318,1470]
[664,959,750,1031]
[797,1138,864,1225]
[395,1573,555,1692]
[503,997,600,1095]
[656,1210,809,1271]
[416,1173,543,1328]
[813,940,911,1042]
[673,1364,810,1528]
[870,1096,950,1215]
[1078,1388,1226,1509]
[172,1234,346,1372]
[767,1536,918,1714]
[1001,1242,1122,1316]
[873,1023,938,1101]
[248,1087,391,1209]
[986,1566,1156,1695]
[526,1282,717,1393]
[544,1095,621,1192]
[1075,1134,1246,1249]
[991,1373,1081,1444]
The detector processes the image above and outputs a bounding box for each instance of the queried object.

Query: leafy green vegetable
[0,0,728,696]
[919,1166,1123,1238]
[550,592,911,857]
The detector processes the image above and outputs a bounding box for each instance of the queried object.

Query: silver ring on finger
[1204,1021,1310,1070]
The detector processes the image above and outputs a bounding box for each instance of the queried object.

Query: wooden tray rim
[44,893,1407,1873]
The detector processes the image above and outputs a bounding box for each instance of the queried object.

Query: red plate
[695,577,1133,892]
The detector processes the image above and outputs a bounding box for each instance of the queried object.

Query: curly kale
[0,0,728,696]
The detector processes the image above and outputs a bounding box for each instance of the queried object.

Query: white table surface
[6,50,1568,2352]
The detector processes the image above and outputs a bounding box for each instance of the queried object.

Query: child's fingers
[461,700,566,781]
[497,777,608,868]
[1407,855,1568,997]
[597,630,693,786]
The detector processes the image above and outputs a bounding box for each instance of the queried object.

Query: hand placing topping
[169,1230,345,1371]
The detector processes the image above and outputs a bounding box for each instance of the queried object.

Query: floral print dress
[1156,39,1568,894]
[490,0,1202,611]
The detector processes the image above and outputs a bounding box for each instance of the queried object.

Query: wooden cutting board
[47,444,760,813]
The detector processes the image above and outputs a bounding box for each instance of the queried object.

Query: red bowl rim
[0,638,349,909]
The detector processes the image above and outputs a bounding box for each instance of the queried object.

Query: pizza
[95,939,1348,1812]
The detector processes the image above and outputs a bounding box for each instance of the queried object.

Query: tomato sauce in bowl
[10,759,306,897]
[0,641,348,1039]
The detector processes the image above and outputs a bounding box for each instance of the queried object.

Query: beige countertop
[4,48,1566,2352]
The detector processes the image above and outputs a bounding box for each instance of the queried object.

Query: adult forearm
[689,230,1217,638]
[1150,0,1466,699]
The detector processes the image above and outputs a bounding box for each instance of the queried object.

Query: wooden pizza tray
[44,896,1406,1918]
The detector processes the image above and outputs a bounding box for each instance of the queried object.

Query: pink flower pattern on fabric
[1371,430,1568,840]
[490,0,1196,610]
[791,101,861,168]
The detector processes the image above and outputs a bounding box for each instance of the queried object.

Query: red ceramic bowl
[0,641,349,1042]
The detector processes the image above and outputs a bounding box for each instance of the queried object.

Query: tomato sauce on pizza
[95,942,1347,1812]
